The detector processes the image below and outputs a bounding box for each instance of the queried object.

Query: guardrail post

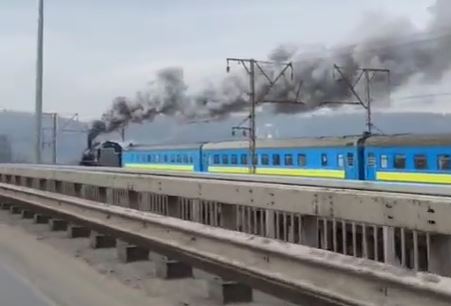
[383,226,398,265]
[167,196,180,218]
[128,190,139,210]
[429,234,451,277]
[265,210,275,238]
[301,215,319,247]
[221,203,237,230]
[106,188,114,204]
[191,199,201,222]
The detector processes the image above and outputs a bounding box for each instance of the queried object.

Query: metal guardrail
[0,182,450,306]
[0,165,451,304]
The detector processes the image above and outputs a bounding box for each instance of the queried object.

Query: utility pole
[51,112,57,164]
[34,0,44,163]
[226,58,300,173]
[333,65,390,134]
[42,112,57,164]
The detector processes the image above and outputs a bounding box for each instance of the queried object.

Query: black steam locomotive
[79,137,123,167]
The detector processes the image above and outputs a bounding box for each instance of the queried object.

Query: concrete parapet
[67,225,90,238]
[116,240,149,263]
[49,219,68,231]
[154,255,193,279]
[208,277,253,304]
[89,231,116,249]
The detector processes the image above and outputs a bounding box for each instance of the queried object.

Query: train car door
[344,151,356,179]
[366,151,377,180]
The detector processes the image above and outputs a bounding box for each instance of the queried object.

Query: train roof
[365,133,451,147]
[124,143,203,151]
[203,136,362,150]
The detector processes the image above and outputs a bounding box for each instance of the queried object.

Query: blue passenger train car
[363,134,451,184]
[202,136,363,179]
[122,143,203,172]
[109,133,451,185]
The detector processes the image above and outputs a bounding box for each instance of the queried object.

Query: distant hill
[0,111,87,164]
[2,110,451,165]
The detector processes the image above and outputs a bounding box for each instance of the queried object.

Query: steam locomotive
[80,133,451,185]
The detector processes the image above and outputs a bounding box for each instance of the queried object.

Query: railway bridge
[0,164,450,305]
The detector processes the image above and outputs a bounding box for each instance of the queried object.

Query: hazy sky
[0,0,434,119]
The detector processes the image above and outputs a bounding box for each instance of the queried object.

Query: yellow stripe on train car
[123,163,194,172]
[376,171,451,184]
[208,166,345,179]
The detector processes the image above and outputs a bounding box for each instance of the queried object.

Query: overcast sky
[0,0,434,119]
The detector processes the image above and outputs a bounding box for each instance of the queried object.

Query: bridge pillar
[116,240,149,263]
[34,214,50,224]
[208,277,253,304]
[301,215,319,247]
[429,234,451,277]
[9,205,22,215]
[153,254,193,279]
[0,202,12,210]
[21,209,34,219]
[49,219,68,231]
[89,231,116,249]
[67,225,90,238]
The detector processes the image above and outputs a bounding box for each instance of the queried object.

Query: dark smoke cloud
[89,0,451,140]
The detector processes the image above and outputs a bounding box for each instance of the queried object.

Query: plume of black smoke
[89,0,451,140]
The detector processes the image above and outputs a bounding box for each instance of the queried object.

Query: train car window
[394,154,406,169]
[176,154,182,163]
[222,154,229,164]
[213,154,220,164]
[230,154,238,165]
[147,154,151,162]
[321,154,328,167]
[254,154,259,165]
[241,154,248,165]
[183,155,188,164]
[189,156,193,164]
[414,155,428,169]
[272,154,280,166]
[298,154,307,167]
[261,154,269,165]
[284,154,293,166]
[438,155,451,170]
[164,155,168,163]
[170,155,175,163]
[380,155,388,168]
[337,154,344,168]
[347,153,354,167]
